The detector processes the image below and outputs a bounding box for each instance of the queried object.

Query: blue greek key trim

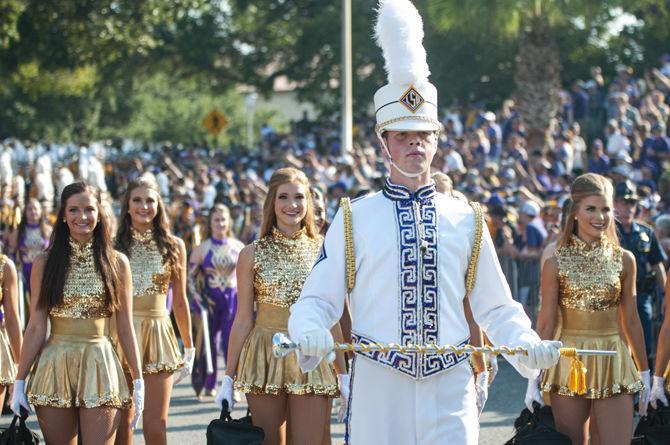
[352,332,471,380]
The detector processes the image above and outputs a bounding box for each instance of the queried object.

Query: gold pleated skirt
[235,304,338,397]
[542,308,642,399]
[27,318,131,409]
[662,363,670,393]
[114,304,184,375]
[0,327,16,385]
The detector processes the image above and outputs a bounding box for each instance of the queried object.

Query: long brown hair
[557,173,619,248]
[205,203,233,240]
[17,198,51,245]
[259,167,317,239]
[115,177,179,267]
[38,182,120,311]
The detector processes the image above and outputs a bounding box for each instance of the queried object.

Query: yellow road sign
[202,109,227,136]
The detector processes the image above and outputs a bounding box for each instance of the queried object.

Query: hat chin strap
[377,132,428,179]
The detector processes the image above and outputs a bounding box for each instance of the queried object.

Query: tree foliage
[0,0,669,141]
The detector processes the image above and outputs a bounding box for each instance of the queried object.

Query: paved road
[1,361,528,444]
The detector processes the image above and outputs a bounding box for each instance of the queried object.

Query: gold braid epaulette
[464,201,483,297]
[340,197,355,296]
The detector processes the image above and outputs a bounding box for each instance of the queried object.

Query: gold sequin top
[50,239,112,319]
[253,227,321,308]
[129,229,173,299]
[555,236,623,311]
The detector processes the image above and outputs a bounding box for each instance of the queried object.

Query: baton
[271,332,616,359]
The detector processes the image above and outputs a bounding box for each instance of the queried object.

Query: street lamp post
[245,92,258,150]
[341,0,353,155]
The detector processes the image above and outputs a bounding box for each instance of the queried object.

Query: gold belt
[255,303,289,329]
[134,308,168,318]
[50,317,109,336]
[560,306,619,336]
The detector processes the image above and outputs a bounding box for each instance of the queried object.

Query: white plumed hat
[373,0,440,133]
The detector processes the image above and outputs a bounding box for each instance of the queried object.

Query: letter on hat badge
[399,85,425,112]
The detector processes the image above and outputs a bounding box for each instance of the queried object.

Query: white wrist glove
[488,354,499,384]
[215,375,235,410]
[524,376,544,413]
[475,371,489,416]
[130,379,145,430]
[298,329,335,363]
[336,373,350,423]
[639,370,651,416]
[10,379,33,417]
[519,341,562,370]
[650,375,668,410]
[174,347,196,384]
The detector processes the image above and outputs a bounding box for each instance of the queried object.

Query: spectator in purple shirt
[588,139,610,174]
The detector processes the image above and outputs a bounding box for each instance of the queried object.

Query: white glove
[475,370,489,416]
[10,380,33,417]
[215,375,234,410]
[298,329,335,363]
[519,341,562,369]
[639,370,651,416]
[650,374,668,409]
[524,376,544,412]
[130,379,145,430]
[488,354,499,384]
[174,347,196,384]
[336,373,350,423]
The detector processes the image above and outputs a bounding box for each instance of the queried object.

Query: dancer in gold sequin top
[10,182,144,445]
[0,253,21,412]
[114,177,193,445]
[534,174,648,445]
[218,168,341,444]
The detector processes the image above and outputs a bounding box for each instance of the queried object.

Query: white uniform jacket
[289,179,540,381]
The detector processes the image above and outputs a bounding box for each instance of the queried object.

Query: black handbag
[206,401,264,445]
[504,403,571,445]
[633,403,670,445]
[0,409,40,445]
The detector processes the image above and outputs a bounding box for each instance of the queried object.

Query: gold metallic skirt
[662,363,670,393]
[235,304,338,397]
[0,327,16,385]
[27,317,131,409]
[114,306,184,375]
[542,308,642,399]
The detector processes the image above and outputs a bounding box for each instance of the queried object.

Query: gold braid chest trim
[464,201,483,298]
[340,197,355,296]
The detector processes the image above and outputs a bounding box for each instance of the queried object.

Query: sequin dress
[18,224,49,295]
[120,229,184,375]
[197,237,243,391]
[0,255,17,386]
[541,237,643,398]
[27,239,131,408]
[235,228,338,396]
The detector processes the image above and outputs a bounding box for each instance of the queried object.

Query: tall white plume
[374,0,430,85]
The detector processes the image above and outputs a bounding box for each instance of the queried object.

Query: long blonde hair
[259,167,317,239]
[557,173,619,248]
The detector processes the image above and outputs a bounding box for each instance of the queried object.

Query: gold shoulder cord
[464,201,483,298]
[340,197,355,296]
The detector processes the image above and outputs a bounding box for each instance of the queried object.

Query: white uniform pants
[345,357,478,444]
